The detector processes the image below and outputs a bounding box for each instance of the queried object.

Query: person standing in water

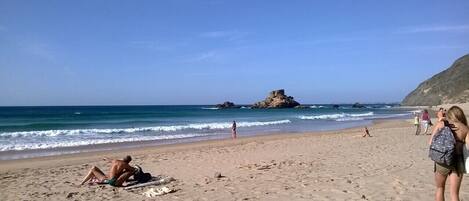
[232,121,237,139]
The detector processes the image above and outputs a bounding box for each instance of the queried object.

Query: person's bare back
[81,155,136,187]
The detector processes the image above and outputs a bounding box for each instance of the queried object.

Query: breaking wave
[0,120,292,138]
[298,112,374,121]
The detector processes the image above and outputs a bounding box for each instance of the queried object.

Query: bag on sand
[133,165,152,183]
[429,126,456,166]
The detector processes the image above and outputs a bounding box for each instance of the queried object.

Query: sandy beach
[1,118,468,201]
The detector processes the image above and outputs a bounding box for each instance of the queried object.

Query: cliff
[402,54,469,106]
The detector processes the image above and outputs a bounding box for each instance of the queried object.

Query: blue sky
[0,0,468,106]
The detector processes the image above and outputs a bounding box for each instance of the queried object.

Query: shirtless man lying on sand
[80,155,136,187]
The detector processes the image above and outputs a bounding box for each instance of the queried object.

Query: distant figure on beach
[362,127,371,137]
[232,121,237,139]
[80,155,136,187]
[421,109,431,135]
[414,113,421,135]
[429,106,468,201]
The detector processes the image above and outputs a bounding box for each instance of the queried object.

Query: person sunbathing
[80,155,136,187]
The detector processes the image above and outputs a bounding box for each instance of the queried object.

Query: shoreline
[0,119,384,170]
[0,119,379,161]
[0,119,405,171]
[2,118,469,200]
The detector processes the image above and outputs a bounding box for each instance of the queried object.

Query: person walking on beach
[362,126,371,137]
[430,106,468,201]
[232,121,237,139]
[414,113,421,135]
[80,155,136,187]
[421,109,431,135]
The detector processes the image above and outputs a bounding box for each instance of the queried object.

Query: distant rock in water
[252,89,300,108]
[352,102,365,108]
[332,105,340,109]
[216,101,240,109]
[402,54,469,106]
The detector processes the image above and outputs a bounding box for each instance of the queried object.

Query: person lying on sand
[80,155,136,187]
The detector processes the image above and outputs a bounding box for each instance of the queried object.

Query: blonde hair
[446,106,468,126]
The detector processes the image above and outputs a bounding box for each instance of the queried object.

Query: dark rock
[215,101,241,109]
[332,105,340,109]
[66,192,78,199]
[402,54,469,106]
[252,89,300,108]
[352,102,365,108]
[214,172,222,178]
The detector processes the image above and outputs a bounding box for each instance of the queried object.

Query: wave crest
[0,120,292,138]
[298,112,374,121]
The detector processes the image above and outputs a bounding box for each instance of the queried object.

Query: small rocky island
[352,102,365,108]
[252,89,300,108]
[215,101,241,109]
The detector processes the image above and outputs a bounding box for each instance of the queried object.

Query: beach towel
[143,186,175,197]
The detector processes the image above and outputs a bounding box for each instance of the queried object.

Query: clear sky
[0,0,468,106]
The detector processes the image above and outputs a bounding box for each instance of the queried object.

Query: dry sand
[1,119,469,201]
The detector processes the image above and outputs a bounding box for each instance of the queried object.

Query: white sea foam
[0,133,211,151]
[201,107,219,110]
[298,112,374,121]
[0,120,292,138]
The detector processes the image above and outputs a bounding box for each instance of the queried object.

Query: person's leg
[435,171,447,201]
[114,171,134,186]
[81,166,107,185]
[424,122,429,134]
[448,171,463,201]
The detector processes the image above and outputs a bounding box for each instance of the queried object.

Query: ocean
[0,104,413,160]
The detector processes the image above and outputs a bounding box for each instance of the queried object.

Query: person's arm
[466,130,469,150]
[429,121,444,145]
[121,162,137,173]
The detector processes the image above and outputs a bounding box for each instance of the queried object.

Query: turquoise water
[0,104,412,159]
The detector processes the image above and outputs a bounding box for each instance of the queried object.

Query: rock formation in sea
[352,102,365,108]
[216,101,240,109]
[252,89,300,108]
[402,54,469,106]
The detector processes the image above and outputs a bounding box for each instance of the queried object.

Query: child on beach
[362,127,371,137]
[414,113,421,135]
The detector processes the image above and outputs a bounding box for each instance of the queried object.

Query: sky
[0,0,468,106]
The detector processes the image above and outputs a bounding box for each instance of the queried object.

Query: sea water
[0,104,412,159]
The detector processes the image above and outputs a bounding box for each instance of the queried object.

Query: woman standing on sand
[421,109,431,134]
[430,106,468,201]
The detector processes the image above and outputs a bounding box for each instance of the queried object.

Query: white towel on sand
[143,186,174,197]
